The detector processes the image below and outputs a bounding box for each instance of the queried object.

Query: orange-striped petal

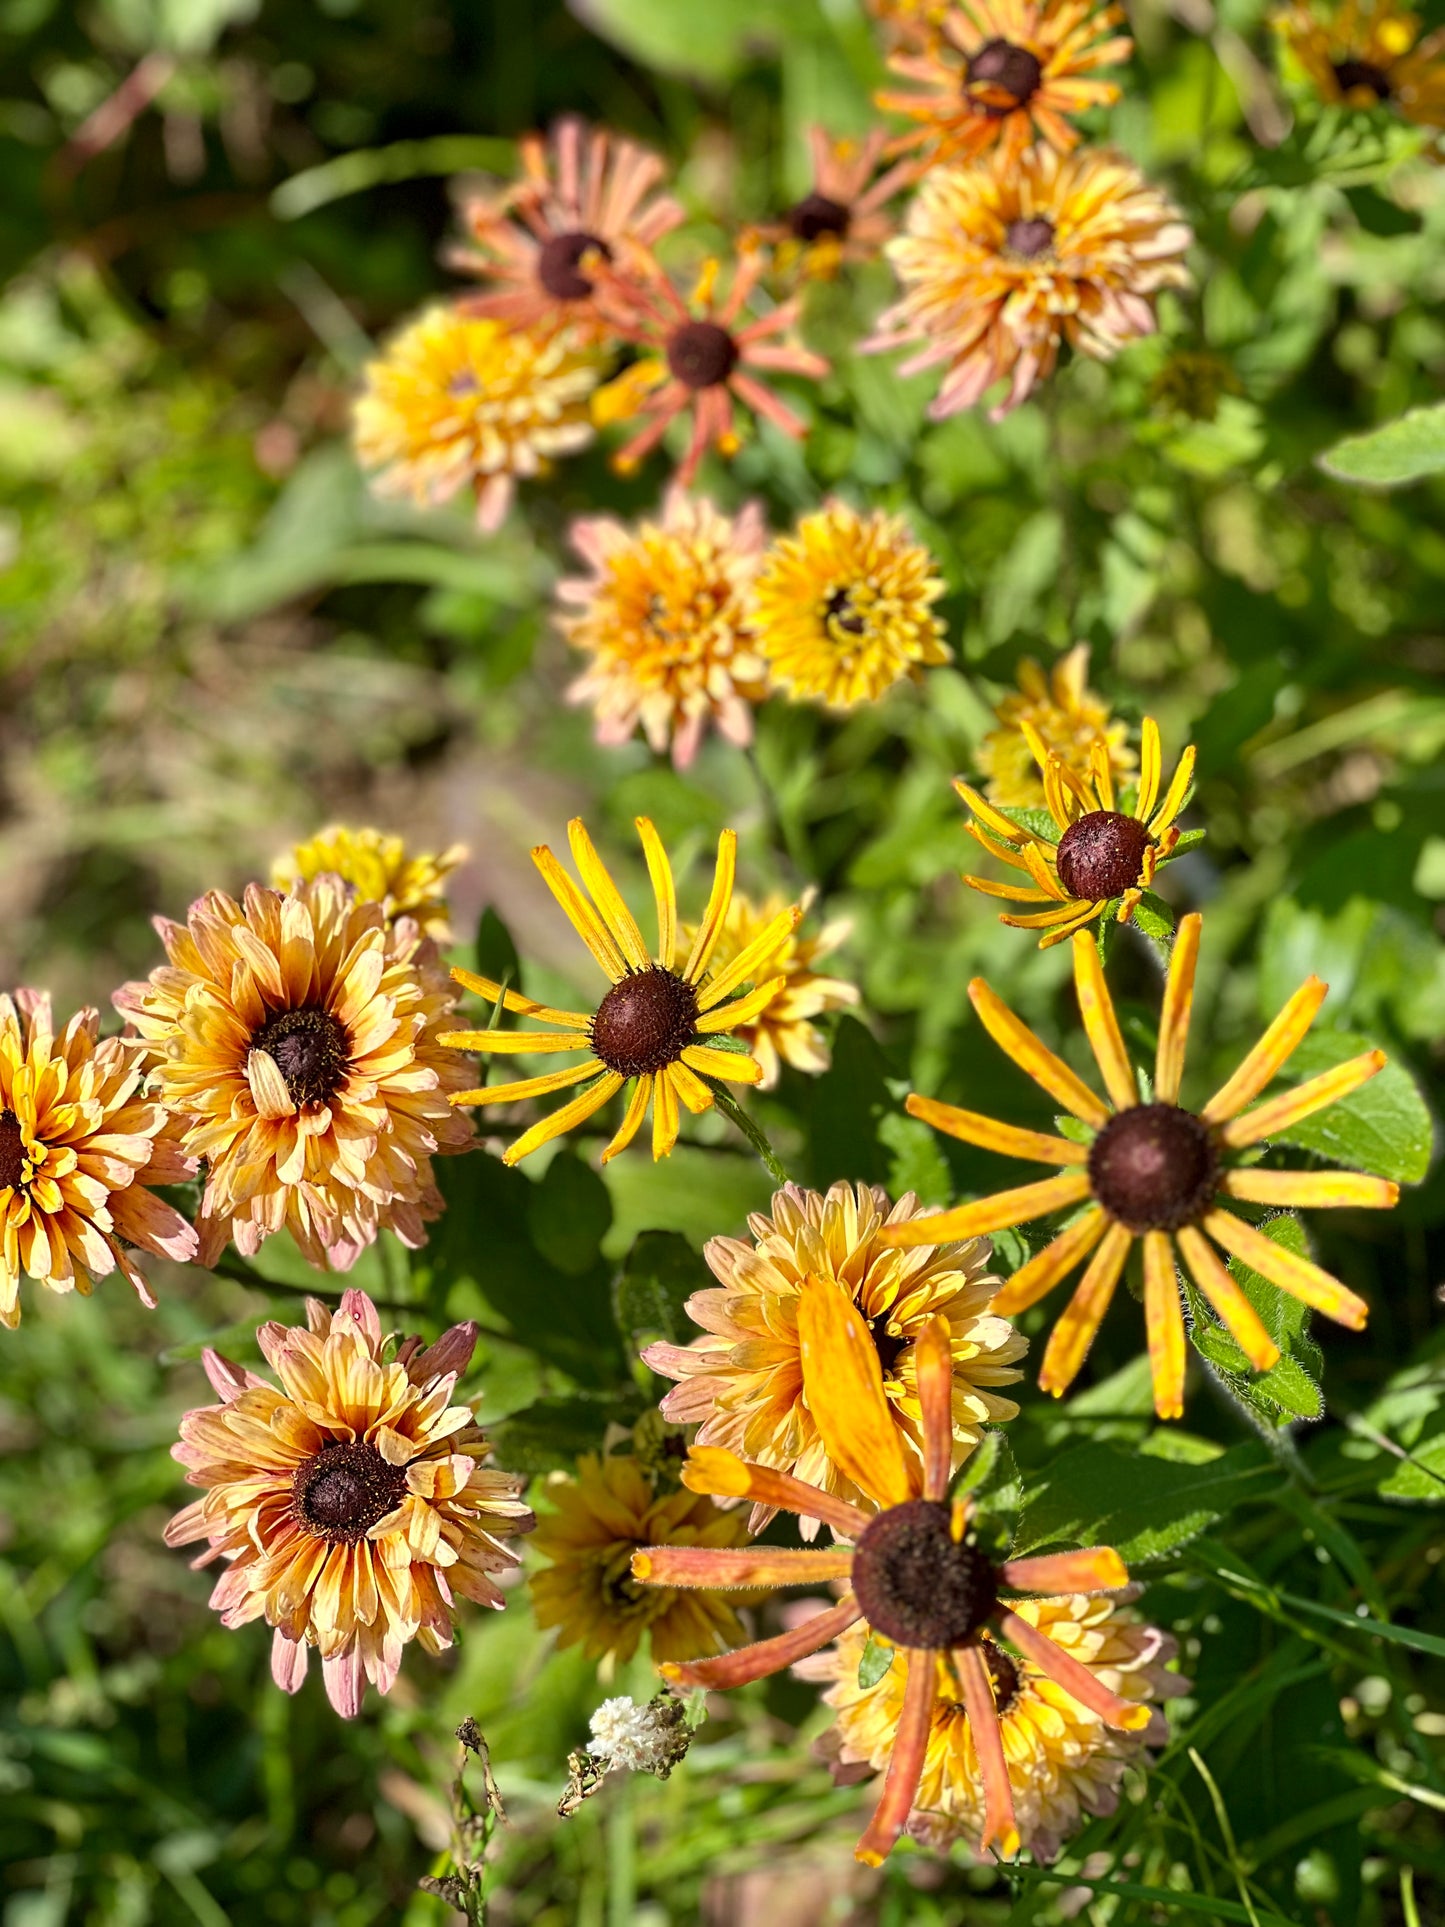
[1037,1220,1133,1397]
[631,1546,852,1589]
[1200,1208,1369,1330]
[797,1274,913,1509]
[904,1093,1087,1167]
[661,1597,862,1690]
[1200,976,1329,1125]
[996,1607,1151,1731]
[1155,913,1201,1106]
[1000,1548,1129,1594]
[990,1208,1108,1316]
[680,1446,872,1539]
[855,1651,937,1868]
[968,979,1110,1127]
[1072,931,1137,1111]
[915,1315,954,1503]
[1142,1229,1186,1419]
[956,1643,1020,1859]
[1175,1223,1279,1371]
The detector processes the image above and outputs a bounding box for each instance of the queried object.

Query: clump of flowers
[165,1292,533,1717]
[353,307,599,530]
[0,991,196,1329]
[957,715,1194,946]
[976,644,1134,810]
[530,1449,754,1670]
[451,116,684,340]
[272,826,466,941]
[866,145,1192,420]
[677,889,858,1088]
[558,487,769,769]
[635,1292,1148,1862]
[114,877,473,1271]
[753,127,916,279]
[442,818,797,1163]
[877,0,1134,170]
[1275,0,1445,127]
[643,1181,1025,1532]
[802,1587,1186,1860]
[586,1693,693,1776]
[591,252,830,486]
[750,501,950,711]
[889,915,1396,1418]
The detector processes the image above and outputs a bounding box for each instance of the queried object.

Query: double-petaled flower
[633,1280,1146,1863]
[885,916,1397,1418]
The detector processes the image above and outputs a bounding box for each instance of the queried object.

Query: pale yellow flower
[977,644,1133,810]
[273,826,466,941]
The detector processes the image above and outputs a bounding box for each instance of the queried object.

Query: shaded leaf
[615,1229,709,1349]
[490,1393,641,1475]
[1015,1439,1278,1563]
[528,1151,613,1278]
[1270,1030,1433,1184]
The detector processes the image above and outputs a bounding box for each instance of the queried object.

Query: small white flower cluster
[587,1694,691,1777]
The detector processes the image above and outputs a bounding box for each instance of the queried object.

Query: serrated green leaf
[857,1635,895,1691]
[1268,1030,1433,1183]
[615,1229,709,1349]
[1130,891,1177,944]
[1185,1213,1325,1428]
[1014,1439,1278,1562]
[1318,401,1445,487]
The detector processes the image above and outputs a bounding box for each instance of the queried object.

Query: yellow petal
[796,1273,912,1508]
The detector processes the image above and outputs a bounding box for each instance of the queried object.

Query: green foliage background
[1,0,1443,1921]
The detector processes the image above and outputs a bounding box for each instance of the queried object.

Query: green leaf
[471,907,522,1029]
[1129,891,1177,947]
[1318,401,1445,488]
[857,1635,895,1691]
[955,1432,1022,1558]
[1269,1030,1433,1184]
[1014,1439,1278,1563]
[1185,1213,1325,1428]
[802,1016,892,1188]
[528,1151,613,1278]
[490,1393,641,1475]
[614,1230,709,1349]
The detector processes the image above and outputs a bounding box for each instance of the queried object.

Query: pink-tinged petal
[272,1629,309,1695]
[915,1314,954,1503]
[403,1321,479,1385]
[660,1596,862,1689]
[322,1643,366,1718]
[855,1650,936,1866]
[202,1348,270,1404]
[337,1290,381,1341]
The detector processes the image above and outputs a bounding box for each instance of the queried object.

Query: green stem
[605,1774,635,1927]
[704,1080,790,1184]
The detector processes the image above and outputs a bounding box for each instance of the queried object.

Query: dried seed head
[292,1439,408,1544]
[1054,810,1152,901]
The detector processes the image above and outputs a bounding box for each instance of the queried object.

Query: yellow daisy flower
[864,146,1192,421]
[530,1450,753,1672]
[0,991,196,1328]
[750,501,951,711]
[976,644,1134,811]
[272,826,466,942]
[441,818,798,1164]
[1275,0,1445,126]
[957,714,1195,947]
[883,915,1398,1419]
[642,1180,1025,1534]
[165,1290,532,1718]
[802,1588,1185,1861]
[676,889,859,1088]
[114,877,473,1272]
[352,306,598,532]
[558,486,769,770]
[876,0,1134,172]
[634,1290,1149,1865]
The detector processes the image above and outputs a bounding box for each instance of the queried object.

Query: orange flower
[634,1282,1147,1864]
[451,116,684,341]
[165,1291,533,1717]
[592,253,830,488]
[877,0,1132,171]
[884,915,1397,1419]
[865,145,1192,420]
[752,128,916,278]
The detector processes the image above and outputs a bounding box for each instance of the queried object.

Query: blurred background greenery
[2,0,1445,1920]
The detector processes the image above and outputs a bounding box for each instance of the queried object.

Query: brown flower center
[591,967,699,1078]
[966,38,1044,109]
[537,229,613,300]
[823,585,869,638]
[789,192,852,243]
[852,1498,998,1650]
[1054,810,1152,902]
[666,320,739,390]
[1332,57,1392,99]
[980,1634,1021,1713]
[292,1439,409,1544]
[251,1005,351,1108]
[1088,1101,1220,1234]
[1004,216,1056,259]
[0,1109,25,1193]
[870,1316,907,1379]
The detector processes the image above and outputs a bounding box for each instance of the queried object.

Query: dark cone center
[870,1317,907,1379]
[251,1005,350,1108]
[666,320,739,390]
[824,585,868,638]
[0,1109,24,1192]
[852,1498,998,1650]
[537,229,613,300]
[981,1635,1022,1714]
[1332,57,1392,99]
[591,966,699,1078]
[292,1439,408,1544]
[1055,810,1152,901]
[966,38,1044,108]
[789,192,852,243]
[1005,216,1056,259]
[1088,1101,1220,1234]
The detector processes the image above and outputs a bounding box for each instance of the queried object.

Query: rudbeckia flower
[272,826,466,942]
[1275,0,1445,127]
[753,128,916,279]
[976,644,1134,811]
